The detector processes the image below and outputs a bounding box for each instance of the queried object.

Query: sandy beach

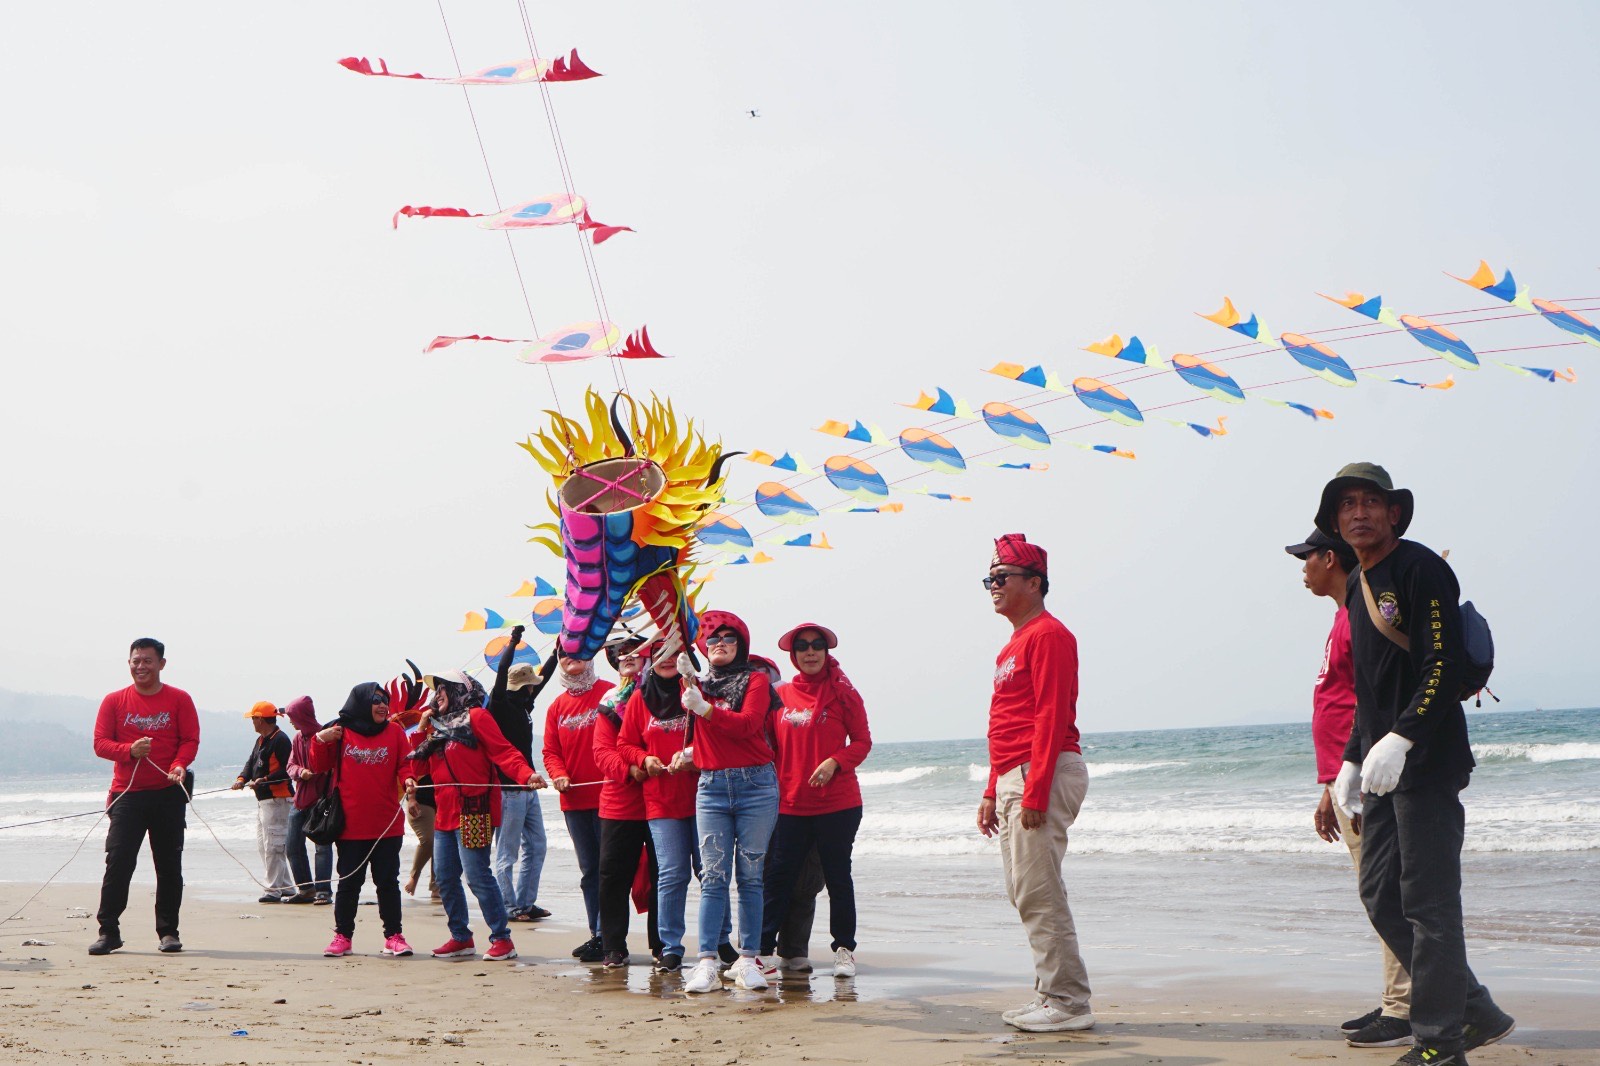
[2,883,1594,1066]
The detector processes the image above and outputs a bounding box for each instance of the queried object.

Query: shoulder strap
[1359,570,1410,652]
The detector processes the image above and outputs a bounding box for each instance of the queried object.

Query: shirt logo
[123,711,172,732]
[647,715,689,735]
[1378,591,1402,629]
[346,745,392,766]
[1315,634,1333,687]
[780,706,815,727]
[993,656,1018,690]
[560,709,599,731]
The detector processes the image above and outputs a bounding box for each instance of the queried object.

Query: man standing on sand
[975,533,1093,1034]
[1286,527,1413,1048]
[90,637,200,956]
[1320,464,1515,1066]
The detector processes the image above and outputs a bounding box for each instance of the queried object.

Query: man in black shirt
[1318,463,1514,1066]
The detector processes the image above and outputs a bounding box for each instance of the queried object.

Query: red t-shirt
[540,684,612,812]
[416,706,536,833]
[593,710,647,821]
[616,690,698,821]
[772,674,872,816]
[985,611,1082,811]
[691,670,775,771]
[309,722,409,840]
[1312,606,1358,784]
[93,684,201,803]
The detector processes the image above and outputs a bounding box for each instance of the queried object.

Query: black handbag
[303,742,345,845]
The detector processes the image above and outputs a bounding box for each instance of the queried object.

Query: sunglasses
[705,633,740,646]
[981,569,1035,590]
[790,638,830,653]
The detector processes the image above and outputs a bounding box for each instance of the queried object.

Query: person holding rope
[89,637,198,956]
[488,627,557,926]
[233,701,296,903]
[283,695,334,905]
[409,669,546,962]
[540,647,609,959]
[310,682,413,958]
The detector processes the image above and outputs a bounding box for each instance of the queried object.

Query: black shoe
[575,936,605,963]
[654,953,682,973]
[602,950,629,969]
[526,904,551,920]
[1391,1046,1465,1066]
[1348,1016,1413,1048]
[1343,1007,1383,1033]
[717,940,739,966]
[1463,1007,1515,1052]
[312,893,332,906]
[282,891,317,905]
[87,934,123,956]
[158,935,183,953]
[571,934,601,959]
[258,893,283,904]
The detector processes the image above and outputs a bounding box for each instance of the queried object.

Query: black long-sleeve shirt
[237,727,294,800]
[1343,539,1475,789]
[486,643,556,784]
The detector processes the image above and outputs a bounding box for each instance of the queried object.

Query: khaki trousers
[1335,802,1412,1019]
[996,752,1091,1012]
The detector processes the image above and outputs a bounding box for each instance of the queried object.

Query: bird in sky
[747,109,760,118]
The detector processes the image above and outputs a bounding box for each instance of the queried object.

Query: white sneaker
[780,955,813,973]
[1007,1003,1095,1033]
[760,958,781,978]
[833,947,856,978]
[1002,997,1045,1022]
[730,956,768,990]
[683,957,722,994]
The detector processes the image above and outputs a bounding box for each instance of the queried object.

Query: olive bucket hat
[1314,462,1414,538]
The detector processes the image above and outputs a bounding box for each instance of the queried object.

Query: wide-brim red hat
[777,622,838,652]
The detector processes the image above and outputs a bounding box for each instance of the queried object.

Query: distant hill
[0,687,258,778]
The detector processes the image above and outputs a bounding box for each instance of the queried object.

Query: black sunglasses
[790,638,830,652]
[705,633,740,646]
[981,569,1036,590]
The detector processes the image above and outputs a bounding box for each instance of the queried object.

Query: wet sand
[2,884,1596,1065]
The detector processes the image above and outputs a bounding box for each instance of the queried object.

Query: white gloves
[1330,761,1363,818]
[681,685,711,717]
[1360,732,1414,797]
[675,651,698,680]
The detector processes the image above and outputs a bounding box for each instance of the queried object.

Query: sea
[3,707,1595,998]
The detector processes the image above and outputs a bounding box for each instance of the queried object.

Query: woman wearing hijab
[592,638,663,968]
[540,654,611,959]
[309,683,413,958]
[672,611,780,993]
[407,669,544,962]
[283,695,333,904]
[760,623,872,978]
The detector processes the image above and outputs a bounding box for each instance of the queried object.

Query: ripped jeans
[694,762,779,958]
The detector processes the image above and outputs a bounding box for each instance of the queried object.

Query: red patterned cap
[991,533,1047,576]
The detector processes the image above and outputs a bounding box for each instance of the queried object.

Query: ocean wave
[1472,742,1600,764]
[963,760,1185,782]
[857,766,940,787]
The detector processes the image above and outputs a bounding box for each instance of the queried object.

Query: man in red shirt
[1287,528,1412,1047]
[975,534,1092,1034]
[90,637,200,955]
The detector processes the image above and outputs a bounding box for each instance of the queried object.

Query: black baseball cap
[1285,528,1342,558]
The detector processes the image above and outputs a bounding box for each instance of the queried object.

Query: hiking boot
[654,953,683,974]
[1463,1007,1515,1052]
[323,933,353,957]
[87,934,123,956]
[575,936,605,963]
[683,957,721,993]
[602,950,629,969]
[1343,1006,1384,1033]
[1390,1046,1466,1066]
[158,935,183,954]
[431,937,476,959]
[1007,1004,1095,1033]
[483,939,518,962]
[381,934,414,957]
[1348,1015,1413,1048]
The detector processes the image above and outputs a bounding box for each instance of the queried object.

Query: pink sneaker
[483,939,518,962]
[431,937,476,959]
[323,933,353,957]
[381,934,413,957]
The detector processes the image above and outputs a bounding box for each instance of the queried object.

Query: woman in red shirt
[406,670,543,963]
[760,623,871,978]
[540,657,612,960]
[309,683,413,959]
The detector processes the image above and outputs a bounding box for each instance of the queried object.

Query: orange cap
[244,701,279,719]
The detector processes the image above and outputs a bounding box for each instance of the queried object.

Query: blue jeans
[285,804,332,896]
[434,828,511,944]
[493,789,547,916]
[563,808,603,935]
[695,762,779,958]
[649,815,732,959]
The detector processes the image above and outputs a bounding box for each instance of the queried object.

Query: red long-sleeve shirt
[593,710,646,820]
[540,684,611,812]
[616,691,698,820]
[309,722,409,841]
[93,685,201,804]
[416,706,537,833]
[985,611,1081,811]
[772,677,872,816]
[691,670,775,771]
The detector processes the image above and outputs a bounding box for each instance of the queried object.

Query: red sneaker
[431,937,476,959]
[483,939,518,962]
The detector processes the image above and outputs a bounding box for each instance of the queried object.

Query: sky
[3,2,1598,743]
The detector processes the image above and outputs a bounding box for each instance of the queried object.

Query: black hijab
[338,682,390,738]
[641,668,686,721]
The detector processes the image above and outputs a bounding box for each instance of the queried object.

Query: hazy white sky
[4,2,1597,742]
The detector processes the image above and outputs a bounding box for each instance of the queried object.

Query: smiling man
[975,533,1093,1034]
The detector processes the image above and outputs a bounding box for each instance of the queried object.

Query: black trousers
[776,846,824,958]
[761,806,863,954]
[97,784,187,939]
[1359,779,1498,1049]
[334,836,403,938]
[597,817,661,955]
